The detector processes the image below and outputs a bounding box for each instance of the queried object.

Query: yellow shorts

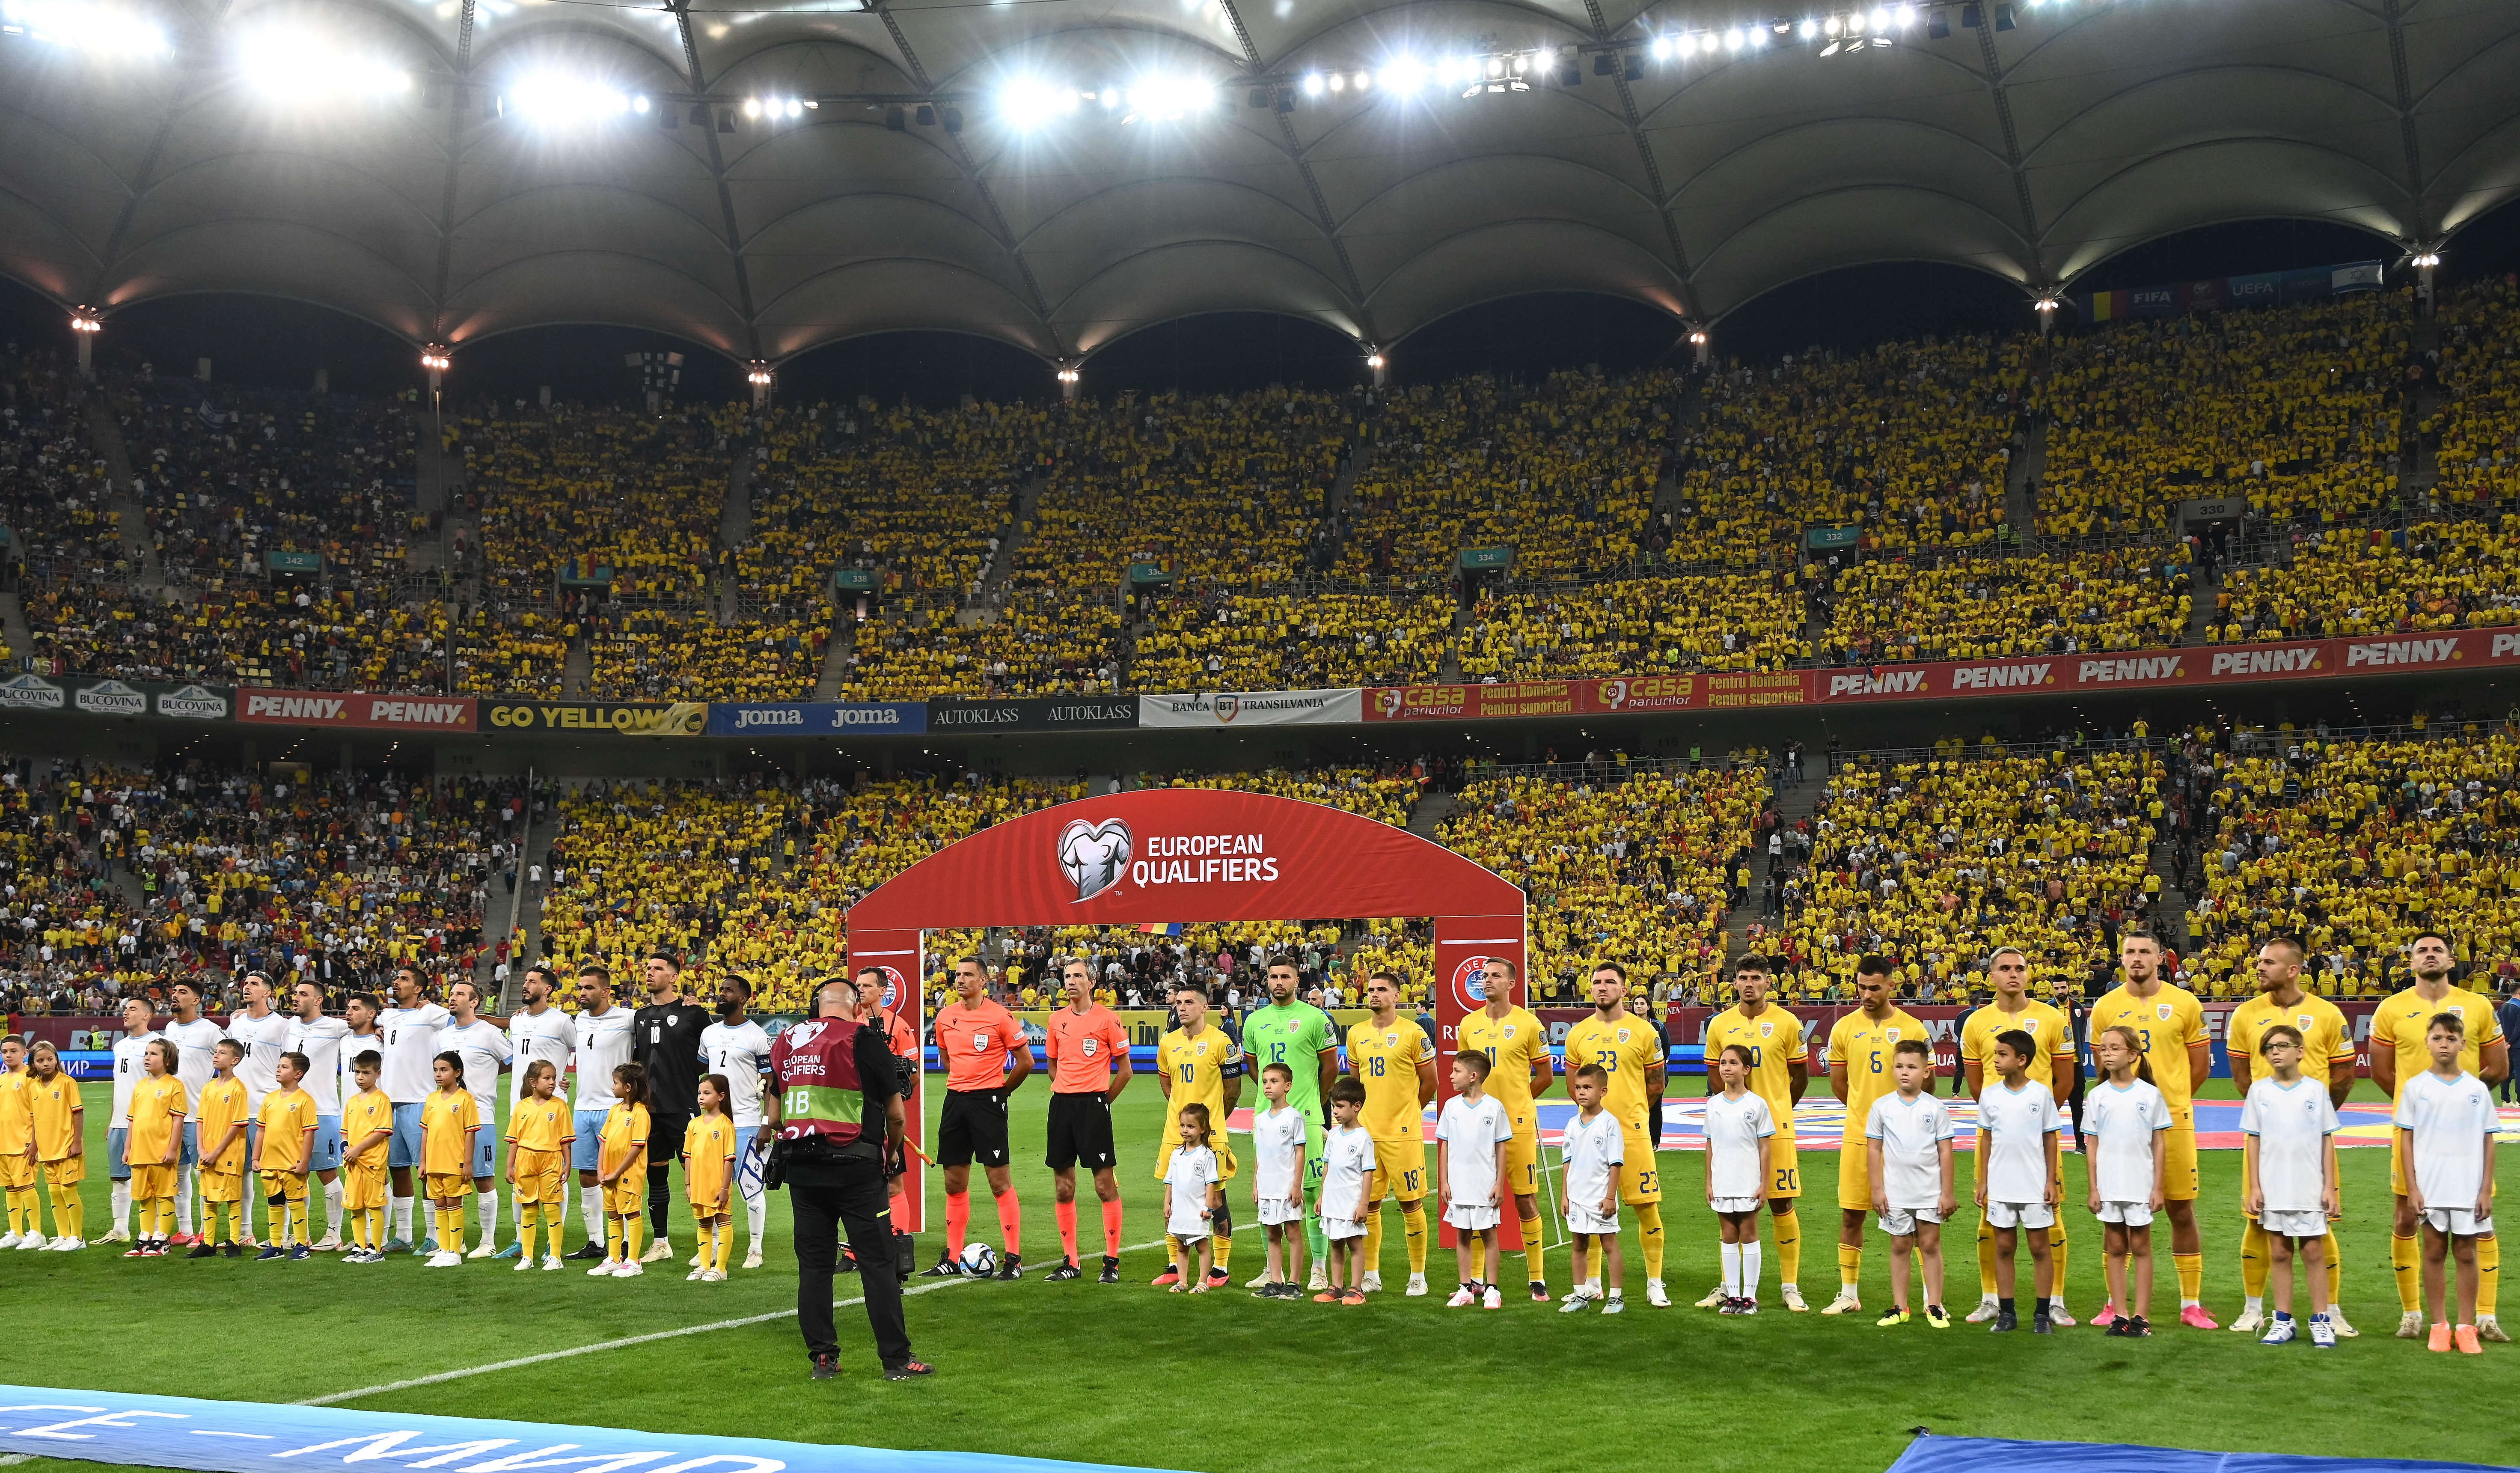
[1503,1124,1539,1199]
[602,1177,646,1216]
[0,1154,33,1190]
[1766,1131,1803,1199]
[200,1167,246,1204]
[1153,1127,1239,1182]
[424,1171,470,1201]
[2161,1115,2198,1202]
[344,1164,388,1211]
[1618,1126,1662,1205]
[131,1162,176,1201]
[261,1169,308,1203]
[510,1147,566,1205]
[1370,1137,1427,1203]
[42,1157,86,1189]
[1837,1137,1872,1211]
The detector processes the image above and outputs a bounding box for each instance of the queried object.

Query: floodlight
[237,28,411,104]
[1328,70,1344,90]
[1724,27,1744,49]
[1126,73,1215,120]
[1,0,165,57]
[505,71,633,125]
[1380,56,1427,91]
[1302,71,1325,95]
[999,76,1078,126]
[69,307,102,333]
[1800,17,1820,38]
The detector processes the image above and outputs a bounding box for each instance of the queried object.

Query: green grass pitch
[6,1080,2513,1473]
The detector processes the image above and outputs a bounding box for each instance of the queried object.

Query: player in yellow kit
[685,1075,741,1282]
[1564,964,1669,1304]
[2369,931,2510,1340]
[341,1052,393,1262]
[1153,983,1243,1288]
[1824,958,1928,1316]
[2086,931,2214,1328]
[505,1059,574,1271]
[1456,955,1555,1300]
[1961,946,2077,1324]
[2225,935,2359,1338]
[193,1041,251,1257]
[1345,972,1436,1295]
[125,1041,187,1257]
[0,1036,36,1247]
[419,1052,482,1270]
[256,1052,320,1257]
[26,1042,86,1249]
[1698,957,1808,1309]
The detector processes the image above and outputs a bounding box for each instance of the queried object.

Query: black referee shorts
[1044,1091,1117,1171]
[937,1089,1010,1168]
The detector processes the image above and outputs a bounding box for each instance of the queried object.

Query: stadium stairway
[1721,763,1809,965]
[1405,787,1454,839]
[561,637,590,699]
[810,610,855,699]
[2005,408,2044,543]
[2148,833,2195,954]
[491,802,558,1008]
[976,473,1044,603]
[715,436,755,621]
[1309,435,1373,573]
[0,589,32,666]
[84,395,163,589]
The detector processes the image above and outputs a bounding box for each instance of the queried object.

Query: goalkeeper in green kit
[1239,955,1341,1291]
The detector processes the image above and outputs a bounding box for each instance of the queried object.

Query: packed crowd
[1455,571,1809,679]
[22,582,454,690]
[585,605,825,702]
[1126,589,1452,691]
[2185,730,2520,998]
[1438,760,1766,997]
[1336,370,1675,583]
[2034,291,2413,538]
[1816,546,2193,664]
[838,591,1123,700]
[461,402,740,604]
[1773,748,2169,1001]
[748,400,1037,603]
[2430,276,2520,509]
[0,352,121,578]
[1681,335,2028,559]
[2205,518,2520,643]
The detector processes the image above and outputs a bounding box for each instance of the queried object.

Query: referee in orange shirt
[923,958,1032,1280]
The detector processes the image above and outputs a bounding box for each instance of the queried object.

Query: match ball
[958,1241,998,1276]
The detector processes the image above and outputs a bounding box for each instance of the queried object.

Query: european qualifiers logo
[1059,818,1133,902]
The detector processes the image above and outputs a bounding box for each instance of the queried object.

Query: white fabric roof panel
[0,0,2510,365]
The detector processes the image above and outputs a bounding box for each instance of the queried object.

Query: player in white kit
[223,973,295,1248]
[285,981,353,1250]
[375,967,452,1252]
[102,997,160,1243]
[698,973,773,1269]
[160,980,227,1244]
[566,965,636,1261]
[505,965,579,1256]
[444,979,516,1258]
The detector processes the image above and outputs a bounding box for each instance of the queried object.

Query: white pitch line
[300,1239,1171,1408]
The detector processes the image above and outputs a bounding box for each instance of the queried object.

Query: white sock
[743,1176,767,1252]
[390,1194,413,1241]
[2050,1295,2068,1314]
[2182,1297,2201,1309]
[1742,1242,1763,1297]
[1586,1275,1602,1295]
[111,1180,131,1231]
[478,1189,499,1249]
[1721,1242,1742,1297]
[1980,1291,2000,1306]
[512,1190,526,1234]
[581,1184,604,1244]
[176,1162,196,1233]
[2244,1295,2265,1313]
[324,1178,344,1236]
[1606,1285,1623,1299]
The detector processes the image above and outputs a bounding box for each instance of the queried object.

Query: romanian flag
[1138,922,1184,937]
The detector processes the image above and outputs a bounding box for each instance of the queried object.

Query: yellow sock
[1976,1220,1998,1299]
[142,1199,161,1239]
[548,1204,567,1254]
[1468,1238,1487,1282]
[696,1220,713,1271]
[1362,1208,1385,1278]
[2241,1220,2270,1299]
[2049,1221,2068,1301]
[713,1220,733,1272]
[1522,1214,1547,1290]
[2392,1232,2422,1313]
[2174,1251,2202,1304]
[1773,1206,1801,1287]
[1213,1230,1232,1272]
[7,1188,27,1234]
[518,1210,538,1262]
[2324,1229,2342,1308]
[1401,1204,1427,1276]
[623,1212,645,1263]
[606,1214,624,1262]
[365,1207,385,1251]
[1635,1204,1665,1283]
[2478,1233,2499,1318]
[1837,1241,1863,1290]
[53,1184,84,1241]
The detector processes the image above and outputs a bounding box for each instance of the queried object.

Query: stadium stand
[1816,546,2193,664]
[1456,571,1810,678]
[840,589,1123,700]
[2204,518,2520,642]
[584,605,825,702]
[2427,276,2520,510]
[1126,588,1452,690]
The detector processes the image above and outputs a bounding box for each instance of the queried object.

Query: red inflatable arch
[844,789,1528,1230]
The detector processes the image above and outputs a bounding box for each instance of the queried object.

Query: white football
[958,1241,998,1275]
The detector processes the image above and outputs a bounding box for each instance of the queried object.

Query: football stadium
[3,0,2520,1468]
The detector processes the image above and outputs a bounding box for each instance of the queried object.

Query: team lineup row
[1,934,2507,1347]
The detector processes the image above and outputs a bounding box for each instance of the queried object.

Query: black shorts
[937,1089,1010,1168]
[1044,1091,1117,1171]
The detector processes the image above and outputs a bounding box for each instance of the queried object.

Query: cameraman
[765,978,933,1382]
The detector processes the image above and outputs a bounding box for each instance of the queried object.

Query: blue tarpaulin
[1889,1435,2513,1473]
[0,1386,1182,1473]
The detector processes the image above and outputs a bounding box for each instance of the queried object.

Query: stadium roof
[2,0,2514,368]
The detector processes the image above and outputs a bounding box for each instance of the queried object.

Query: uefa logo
[1450,955,1492,1012]
[874,965,905,1010]
[1058,817,1132,902]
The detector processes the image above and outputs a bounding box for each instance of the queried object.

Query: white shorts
[1444,1202,1500,1232]
[1257,1196,1304,1227]
[2095,1200,2154,1227]
[1878,1206,1943,1236]
[1567,1204,1619,1236]
[1324,1218,1367,1242]
[1710,1195,1762,1215]
[2259,1209,2328,1240]
[1985,1200,2055,1230]
[2422,1207,2494,1238]
[1169,1229,1209,1247]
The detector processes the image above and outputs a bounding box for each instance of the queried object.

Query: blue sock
[2273,1310,2293,1322]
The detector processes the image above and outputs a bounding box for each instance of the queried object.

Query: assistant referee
[767,979,931,1382]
